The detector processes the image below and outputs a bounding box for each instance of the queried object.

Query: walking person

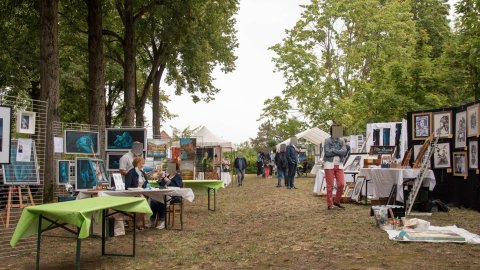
[256,151,263,177]
[274,146,288,187]
[234,154,247,186]
[286,137,299,189]
[324,125,347,210]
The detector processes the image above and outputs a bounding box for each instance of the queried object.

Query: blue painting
[57,160,70,185]
[88,158,109,184]
[106,128,146,151]
[3,140,40,185]
[75,158,97,190]
[106,152,126,171]
[64,130,99,155]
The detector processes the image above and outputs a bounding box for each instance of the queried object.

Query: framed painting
[106,152,126,171]
[467,104,479,137]
[433,143,451,169]
[57,160,70,185]
[0,105,12,164]
[16,110,36,134]
[412,112,432,141]
[196,147,214,172]
[343,153,368,174]
[88,158,109,183]
[413,144,431,169]
[180,138,196,161]
[455,111,467,149]
[433,111,452,138]
[469,141,478,170]
[75,157,97,190]
[69,160,76,183]
[2,140,40,185]
[453,151,468,176]
[64,130,99,155]
[319,179,345,196]
[105,128,146,151]
[351,176,365,202]
[146,139,167,161]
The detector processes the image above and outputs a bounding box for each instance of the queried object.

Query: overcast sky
[153,0,459,145]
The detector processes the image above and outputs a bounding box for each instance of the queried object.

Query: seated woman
[157,170,183,203]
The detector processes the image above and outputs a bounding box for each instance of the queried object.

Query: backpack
[278,152,287,169]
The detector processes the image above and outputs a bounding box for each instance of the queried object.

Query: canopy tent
[276,127,330,150]
[192,126,233,149]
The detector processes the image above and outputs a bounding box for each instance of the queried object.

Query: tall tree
[39,0,60,202]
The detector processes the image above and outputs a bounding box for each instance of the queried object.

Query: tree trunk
[87,0,106,158]
[152,63,166,137]
[122,0,136,126]
[39,0,60,203]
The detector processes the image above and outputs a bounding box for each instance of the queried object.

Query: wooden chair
[166,198,183,230]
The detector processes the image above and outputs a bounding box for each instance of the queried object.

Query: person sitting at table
[157,169,183,203]
[124,157,148,189]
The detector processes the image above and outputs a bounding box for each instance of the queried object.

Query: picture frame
[433,143,451,169]
[455,111,467,149]
[75,157,97,190]
[351,176,365,202]
[319,178,345,196]
[106,152,127,171]
[105,128,147,151]
[413,144,431,169]
[112,173,125,190]
[88,158,109,184]
[467,104,479,137]
[146,139,167,161]
[56,160,70,185]
[343,153,368,174]
[469,141,478,170]
[2,140,40,185]
[69,160,76,183]
[64,130,99,155]
[16,110,36,134]
[180,138,196,161]
[452,151,468,177]
[412,112,432,140]
[433,111,452,138]
[0,105,12,164]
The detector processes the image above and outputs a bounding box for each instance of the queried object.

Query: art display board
[2,139,40,185]
[56,160,70,185]
[0,105,12,164]
[16,110,36,134]
[106,151,126,171]
[64,130,99,155]
[105,128,146,151]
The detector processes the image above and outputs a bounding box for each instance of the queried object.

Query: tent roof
[276,127,330,149]
[192,126,233,148]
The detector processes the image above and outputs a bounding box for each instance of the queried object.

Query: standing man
[274,145,287,188]
[119,141,144,180]
[323,125,347,210]
[286,137,299,189]
[256,151,263,177]
[234,154,247,186]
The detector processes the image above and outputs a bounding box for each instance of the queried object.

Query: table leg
[102,209,106,256]
[365,180,368,205]
[36,215,42,270]
[207,188,211,210]
[214,189,217,211]
[133,213,136,257]
[75,227,81,270]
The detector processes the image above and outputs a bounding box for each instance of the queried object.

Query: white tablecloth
[221,172,232,186]
[77,187,195,203]
[310,164,322,175]
[358,168,436,202]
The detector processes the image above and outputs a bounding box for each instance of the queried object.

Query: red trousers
[324,165,345,207]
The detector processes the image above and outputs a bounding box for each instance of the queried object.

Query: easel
[5,185,35,228]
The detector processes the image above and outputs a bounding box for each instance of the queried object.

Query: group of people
[256,151,274,178]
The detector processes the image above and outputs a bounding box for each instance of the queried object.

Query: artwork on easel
[455,111,467,149]
[469,141,478,170]
[57,160,70,185]
[2,140,40,185]
[433,143,451,169]
[467,104,479,137]
[0,105,12,164]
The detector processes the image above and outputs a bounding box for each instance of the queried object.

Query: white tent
[192,126,233,148]
[276,127,330,150]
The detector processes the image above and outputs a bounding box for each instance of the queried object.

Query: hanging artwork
[469,141,478,170]
[106,152,126,171]
[433,111,452,138]
[452,151,468,177]
[88,158,109,183]
[105,128,146,151]
[343,153,368,174]
[455,111,467,149]
[180,138,196,161]
[467,104,479,137]
[433,143,451,169]
[412,112,432,141]
[57,160,70,185]
[16,110,36,134]
[196,147,214,172]
[2,140,40,185]
[64,130,99,155]
[0,105,12,164]
[146,139,167,161]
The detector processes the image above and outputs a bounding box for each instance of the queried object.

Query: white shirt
[119,151,135,172]
[324,158,344,170]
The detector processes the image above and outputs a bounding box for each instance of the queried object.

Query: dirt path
[4,174,480,269]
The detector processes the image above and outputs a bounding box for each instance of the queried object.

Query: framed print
[57,160,70,185]
[469,141,478,170]
[0,105,12,164]
[412,112,432,140]
[351,176,365,202]
[180,138,196,161]
[452,151,468,177]
[64,130,99,155]
[106,152,126,171]
[75,158,97,190]
[467,104,479,137]
[455,111,467,149]
[319,179,345,196]
[105,128,146,151]
[16,110,36,134]
[146,139,167,161]
[343,153,368,173]
[112,173,125,190]
[69,160,76,183]
[433,111,452,138]
[413,144,431,169]
[2,140,40,185]
[433,143,451,169]
[88,158,109,183]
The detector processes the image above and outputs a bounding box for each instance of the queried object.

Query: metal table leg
[75,228,81,270]
[35,215,42,270]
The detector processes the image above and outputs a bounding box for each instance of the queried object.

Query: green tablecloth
[182,180,224,191]
[10,196,152,247]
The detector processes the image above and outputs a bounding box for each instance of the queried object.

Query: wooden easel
[412,136,432,168]
[5,185,35,228]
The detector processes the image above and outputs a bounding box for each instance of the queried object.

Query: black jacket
[125,168,148,189]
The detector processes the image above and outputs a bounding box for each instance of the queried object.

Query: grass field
[4,174,480,269]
